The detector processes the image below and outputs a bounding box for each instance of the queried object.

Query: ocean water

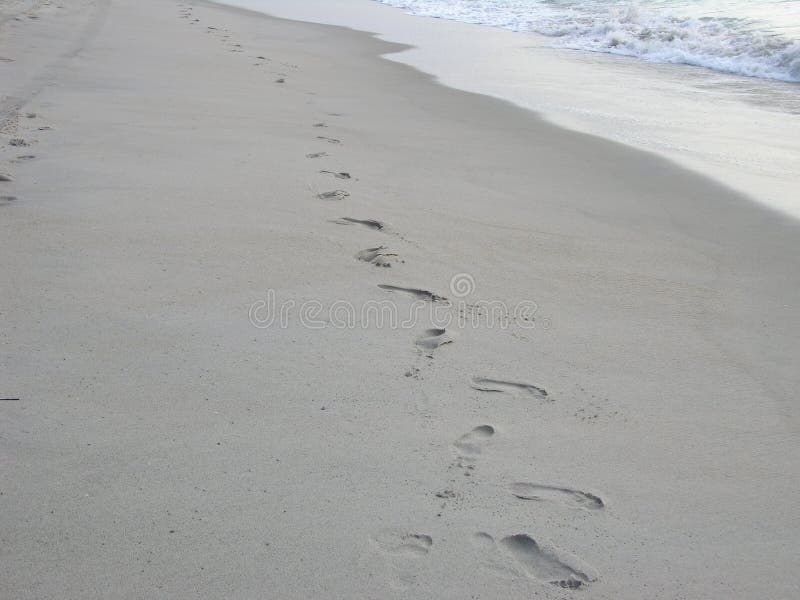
[375,0,800,81]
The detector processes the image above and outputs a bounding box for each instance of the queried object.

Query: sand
[1,0,799,598]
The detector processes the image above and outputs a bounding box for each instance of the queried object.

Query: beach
[1,0,799,598]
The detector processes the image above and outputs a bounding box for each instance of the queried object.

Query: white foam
[376,0,800,82]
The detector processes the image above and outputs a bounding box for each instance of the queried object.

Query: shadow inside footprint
[509,483,604,510]
[501,534,595,589]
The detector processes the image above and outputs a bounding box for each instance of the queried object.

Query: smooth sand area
[1,1,799,598]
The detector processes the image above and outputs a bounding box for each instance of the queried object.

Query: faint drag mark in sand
[509,482,604,510]
[471,377,548,400]
[355,246,400,268]
[378,284,447,303]
[369,530,433,589]
[452,425,495,473]
[415,328,454,352]
[332,217,385,230]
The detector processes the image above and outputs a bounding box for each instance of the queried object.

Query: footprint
[453,425,495,456]
[275,78,285,83]
[11,155,35,163]
[452,425,495,470]
[500,534,596,589]
[378,284,446,303]
[415,328,453,351]
[1,195,17,204]
[316,189,349,200]
[509,483,604,510]
[313,122,327,128]
[370,530,433,589]
[306,152,329,159]
[471,377,548,400]
[333,217,384,230]
[372,531,433,557]
[355,246,399,268]
[0,173,12,182]
[320,170,351,179]
[316,136,340,144]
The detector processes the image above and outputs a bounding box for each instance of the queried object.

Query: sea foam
[375,0,800,82]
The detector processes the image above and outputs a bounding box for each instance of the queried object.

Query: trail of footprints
[1,110,50,205]
[175,4,606,590]
[380,422,603,589]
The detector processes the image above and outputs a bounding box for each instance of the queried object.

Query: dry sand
[1,0,799,598]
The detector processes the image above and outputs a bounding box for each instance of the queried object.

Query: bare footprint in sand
[415,328,454,351]
[355,246,400,268]
[333,217,385,230]
[509,483,604,510]
[316,135,340,144]
[306,152,329,159]
[372,530,433,557]
[471,377,548,400]
[452,425,495,471]
[320,170,351,179]
[370,530,433,589]
[378,284,447,303]
[500,533,597,589]
[316,189,350,200]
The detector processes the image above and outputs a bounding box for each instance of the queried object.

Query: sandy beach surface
[2,0,799,598]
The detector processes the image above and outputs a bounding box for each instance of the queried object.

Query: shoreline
[2,0,799,598]
[218,0,800,221]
